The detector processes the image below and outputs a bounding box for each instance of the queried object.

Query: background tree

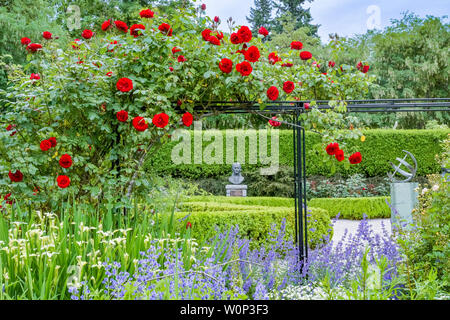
[246,0,273,36]
[272,0,319,36]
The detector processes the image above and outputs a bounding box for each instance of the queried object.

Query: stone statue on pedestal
[226,162,247,197]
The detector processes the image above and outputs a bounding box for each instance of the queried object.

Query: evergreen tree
[272,0,319,36]
[246,0,273,34]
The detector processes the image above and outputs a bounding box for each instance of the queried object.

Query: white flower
[421,188,429,195]
[432,184,439,192]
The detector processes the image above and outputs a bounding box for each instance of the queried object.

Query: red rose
[290,41,303,50]
[8,170,23,183]
[186,221,192,229]
[182,112,193,127]
[158,23,173,36]
[237,26,252,43]
[4,193,13,205]
[82,29,93,39]
[258,26,269,37]
[214,16,220,23]
[216,31,224,40]
[169,67,174,72]
[328,61,336,68]
[304,103,310,109]
[349,152,362,164]
[357,62,370,73]
[208,36,221,46]
[42,31,52,40]
[281,62,293,67]
[268,116,281,127]
[40,139,52,151]
[201,4,206,10]
[130,24,145,37]
[202,29,212,41]
[116,110,129,122]
[267,86,279,101]
[140,9,154,18]
[230,33,242,44]
[57,175,70,189]
[219,58,233,74]
[268,52,281,65]
[300,51,312,60]
[177,55,186,63]
[335,149,344,162]
[283,81,295,94]
[59,154,73,169]
[236,61,252,76]
[30,73,40,80]
[21,37,31,45]
[114,20,128,33]
[152,113,169,128]
[106,71,113,77]
[326,143,339,155]
[48,137,57,147]
[116,77,133,92]
[132,116,148,132]
[26,43,42,53]
[101,19,111,31]
[172,47,181,54]
[244,46,260,62]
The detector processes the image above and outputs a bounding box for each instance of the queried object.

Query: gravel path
[331,218,392,245]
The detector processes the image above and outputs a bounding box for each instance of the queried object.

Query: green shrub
[146,129,449,179]
[308,197,391,219]
[175,197,332,249]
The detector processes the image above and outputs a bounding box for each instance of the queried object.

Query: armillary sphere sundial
[388,150,418,183]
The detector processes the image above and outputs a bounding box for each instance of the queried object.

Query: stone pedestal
[226,184,247,197]
[390,182,418,231]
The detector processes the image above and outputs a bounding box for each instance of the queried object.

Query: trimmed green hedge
[145,129,449,178]
[176,198,332,249]
[183,196,391,220]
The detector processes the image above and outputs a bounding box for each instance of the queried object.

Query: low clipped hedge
[176,198,332,249]
[146,129,449,179]
[183,195,391,220]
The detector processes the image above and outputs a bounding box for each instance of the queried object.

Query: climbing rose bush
[0,7,370,209]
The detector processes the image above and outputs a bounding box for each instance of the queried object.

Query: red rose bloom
[214,16,220,23]
[290,41,303,50]
[237,26,252,43]
[101,19,111,31]
[300,51,312,60]
[201,3,206,10]
[177,55,186,62]
[172,47,181,54]
[219,58,233,74]
[230,33,242,44]
[186,221,192,229]
[328,61,336,68]
[357,62,370,73]
[42,31,52,40]
[4,193,13,205]
[152,113,169,128]
[140,9,154,18]
[132,116,148,132]
[283,81,295,94]
[267,86,279,101]
[82,29,93,39]
[106,71,113,77]
[268,52,281,65]
[182,112,193,127]
[116,77,133,92]
[59,154,73,169]
[281,62,293,67]
[26,43,42,53]
[335,149,344,162]
[57,175,70,189]
[236,61,252,76]
[268,116,281,127]
[114,20,128,33]
[158,23,173,36]
[326,142,339,155]
[304,102,310,110]
[202,29,212,41]
[30,73,40,80]
[244,46,260,62]
[21,37,31,45]
[116,110,129,122]
[8,170,23,183]
[258,26,269,37]
[349,152,362,164]
[40,139,52,151]
[130,24,145,37]
[208,36,220,46]
[48,137,57,147]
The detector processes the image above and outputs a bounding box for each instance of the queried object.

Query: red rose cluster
[325,143,362,164]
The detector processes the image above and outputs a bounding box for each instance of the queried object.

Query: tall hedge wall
[145,129,449,178]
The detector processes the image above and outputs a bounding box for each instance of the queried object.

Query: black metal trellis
[191,98,450,266]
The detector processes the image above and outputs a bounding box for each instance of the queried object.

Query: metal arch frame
[188,98,450,267]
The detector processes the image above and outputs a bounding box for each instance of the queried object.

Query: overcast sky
[199,0,449,42]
